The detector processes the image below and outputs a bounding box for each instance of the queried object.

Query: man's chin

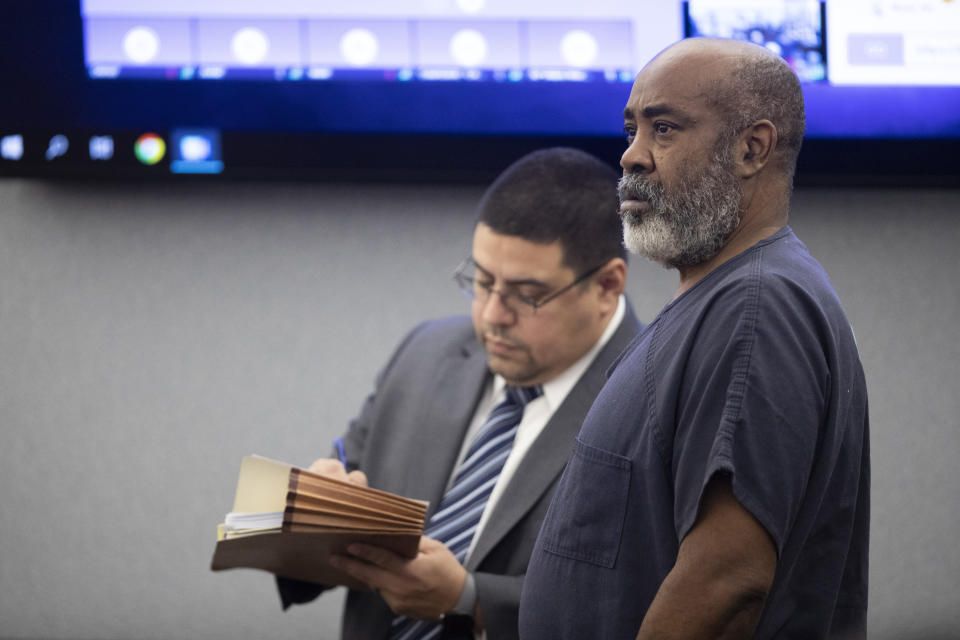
[623,224,678,266]
[619,208,645,227]
[487,356,539,387]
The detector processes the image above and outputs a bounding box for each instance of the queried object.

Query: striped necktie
[389,384,543,640]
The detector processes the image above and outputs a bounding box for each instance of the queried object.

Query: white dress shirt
[451,295,627,562]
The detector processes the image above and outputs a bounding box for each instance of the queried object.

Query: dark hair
[708,50,806,182]
[476,147,626,274]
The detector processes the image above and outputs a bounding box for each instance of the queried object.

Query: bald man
[519,38,869,640]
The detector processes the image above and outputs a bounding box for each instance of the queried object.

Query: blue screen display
[1,0,957,181]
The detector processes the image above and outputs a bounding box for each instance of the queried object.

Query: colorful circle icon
[135,133,166,165]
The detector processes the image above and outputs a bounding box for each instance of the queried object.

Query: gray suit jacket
[279,306,641,639]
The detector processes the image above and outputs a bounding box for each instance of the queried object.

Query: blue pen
[333,437,348,466]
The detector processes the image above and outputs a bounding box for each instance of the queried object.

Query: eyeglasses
[453,258,604,317]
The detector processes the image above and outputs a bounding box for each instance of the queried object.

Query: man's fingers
[329,554,382,589]
[329,553,404,593]
[345,543,406,571]
[306,459,368,486]
[331,538,467,620]
[307,458,348,479]
[346,470,369,487]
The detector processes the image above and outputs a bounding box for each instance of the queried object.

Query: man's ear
[595,258,627,307]
[735,119,777,179]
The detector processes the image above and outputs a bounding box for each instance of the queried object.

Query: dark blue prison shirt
[519,227,869,639]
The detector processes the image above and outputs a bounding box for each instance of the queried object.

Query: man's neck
[674,187,789,299]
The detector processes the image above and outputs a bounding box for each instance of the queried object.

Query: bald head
[646,38,806,183]
[651,36,779,66]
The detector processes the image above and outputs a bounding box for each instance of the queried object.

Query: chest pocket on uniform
[540,437,631,568]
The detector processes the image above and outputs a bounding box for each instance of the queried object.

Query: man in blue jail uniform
[520,38,869,640]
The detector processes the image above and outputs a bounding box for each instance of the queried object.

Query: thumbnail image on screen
[80,0,680,84]
[685,0,826,82]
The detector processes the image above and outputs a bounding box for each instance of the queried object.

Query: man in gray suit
[277,147,642,639]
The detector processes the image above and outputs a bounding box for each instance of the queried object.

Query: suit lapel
[465,305,641,570]
[416,335,491,516]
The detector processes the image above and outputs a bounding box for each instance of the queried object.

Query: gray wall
[0,179,957,639]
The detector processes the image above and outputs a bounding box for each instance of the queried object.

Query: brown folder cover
[210,529,419,590]
[210,455,427,588]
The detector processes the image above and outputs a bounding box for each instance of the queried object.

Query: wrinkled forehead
[623,60,716,125]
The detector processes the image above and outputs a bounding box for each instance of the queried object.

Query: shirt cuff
[451,571,477,615]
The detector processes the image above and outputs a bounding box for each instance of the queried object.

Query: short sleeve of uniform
[670,270,830,553]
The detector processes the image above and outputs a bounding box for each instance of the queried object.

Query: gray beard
[619,150,742,269]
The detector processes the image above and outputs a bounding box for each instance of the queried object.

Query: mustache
[483,327,523,346]
[618,174,663,204]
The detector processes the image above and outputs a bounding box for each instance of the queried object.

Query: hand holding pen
[306,437,369,487]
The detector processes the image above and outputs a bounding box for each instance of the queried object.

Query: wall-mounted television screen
[1,0,958,184]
